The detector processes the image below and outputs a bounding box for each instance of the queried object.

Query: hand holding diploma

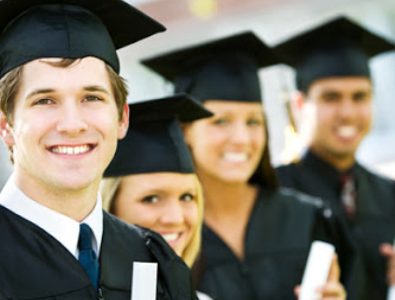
[295,241,346,300]
[380,239,395,300]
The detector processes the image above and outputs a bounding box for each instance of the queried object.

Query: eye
[33,98,55,105]
[84,95,103,102]
[141,195,159,204]
[321,92,340,102]
[353,92,370,103]
[180,193,195,202]
[247,118,263,127]
[212,117,229,126]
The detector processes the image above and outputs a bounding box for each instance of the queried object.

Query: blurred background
[1,0,395,188]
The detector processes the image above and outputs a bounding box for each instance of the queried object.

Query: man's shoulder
[102,212,195,300]
[276,160,303,173]
[102,211,177,258]
[102,211,153,253]
[356,163,395,192]
[103,211,144,236]
[357,163,395,182]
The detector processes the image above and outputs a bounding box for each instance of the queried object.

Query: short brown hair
[0,58,128,124]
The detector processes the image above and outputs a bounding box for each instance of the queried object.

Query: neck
[197,172,257,217]
[310,146,355,172]
[14,173,99,222]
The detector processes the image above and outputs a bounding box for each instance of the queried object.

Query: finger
[320,282,341,295]
[294,285,301,297]
[380,243,394,257]
[327,254,340,282]
[388,273,395,285]
[320,282,346,300]
[387,259,395,285]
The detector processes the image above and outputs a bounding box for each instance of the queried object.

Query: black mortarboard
[274,16,395,91]
[0,0,165,77]
[141,31,281,103]
[104,94,213,177]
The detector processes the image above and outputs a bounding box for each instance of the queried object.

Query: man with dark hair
[275,16,395,300]
[0,1,196,299]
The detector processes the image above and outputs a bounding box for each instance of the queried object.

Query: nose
[160,200,184,225]
[338,98,356,120]
[56,101,88,136]
[229,122,250,145]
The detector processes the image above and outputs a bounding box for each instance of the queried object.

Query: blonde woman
[101,94,212,300]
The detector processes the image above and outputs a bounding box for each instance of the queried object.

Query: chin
[328,148,357,160]
[51,176,97,191]
[219,174,252,184]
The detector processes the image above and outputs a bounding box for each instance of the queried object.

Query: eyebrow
[83,85,111,95]
[25,89,55,100]
[26,85,111,99]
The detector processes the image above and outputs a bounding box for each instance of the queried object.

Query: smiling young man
[0,1,197,299]
[275,16,395,300]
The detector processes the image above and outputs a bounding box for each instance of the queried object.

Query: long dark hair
[248,116,279,191]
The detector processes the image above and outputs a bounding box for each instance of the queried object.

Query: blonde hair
[100,173,204,267]
[100,177,121,212]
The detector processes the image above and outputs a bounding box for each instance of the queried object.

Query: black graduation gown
[276,150,395,300]
[195,187,345,300]
[0,205,197,300]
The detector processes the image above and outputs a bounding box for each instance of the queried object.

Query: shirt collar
[0,173,103,258]
[302,149,357,188]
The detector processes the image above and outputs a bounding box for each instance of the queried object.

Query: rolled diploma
[131,262,158,300]
[299,241,335,300]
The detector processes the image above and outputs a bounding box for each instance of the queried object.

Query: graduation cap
[0,0,166,78]
[104,93,213,177]
[273,16,395,91]
[141,31,281,103]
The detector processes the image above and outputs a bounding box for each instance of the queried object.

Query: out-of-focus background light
[188,0,218,20]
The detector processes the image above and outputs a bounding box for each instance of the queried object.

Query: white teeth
[337,126,357,138]
[223,152,248,163]
[161,233,179,242]
[52,145,90,155]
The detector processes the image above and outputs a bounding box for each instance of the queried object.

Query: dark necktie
[340,173,357,219]
[78,223,99,289]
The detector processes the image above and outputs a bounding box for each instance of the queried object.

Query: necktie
[340,173,357,219]
[78,223,99,289]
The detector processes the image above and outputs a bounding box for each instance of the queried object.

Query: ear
[182,123,193,146]
[117,103,129,139]
[0,112,14,146]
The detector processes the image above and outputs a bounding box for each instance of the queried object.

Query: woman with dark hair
[142,32,348,300]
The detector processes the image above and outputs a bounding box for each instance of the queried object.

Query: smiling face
[304,76,372,168]
[113,172,199,257]
[184,100,265,184]
[0,57,129,198]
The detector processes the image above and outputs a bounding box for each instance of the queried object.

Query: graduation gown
[276,150,395,300]
[0,205,196,300]
[194,187,346,300]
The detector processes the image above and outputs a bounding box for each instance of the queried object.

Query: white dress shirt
[0,174,103,258]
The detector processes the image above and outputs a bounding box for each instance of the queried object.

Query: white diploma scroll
[131,262,158,300]
[388,287,395,300]
[299,241,335,300]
